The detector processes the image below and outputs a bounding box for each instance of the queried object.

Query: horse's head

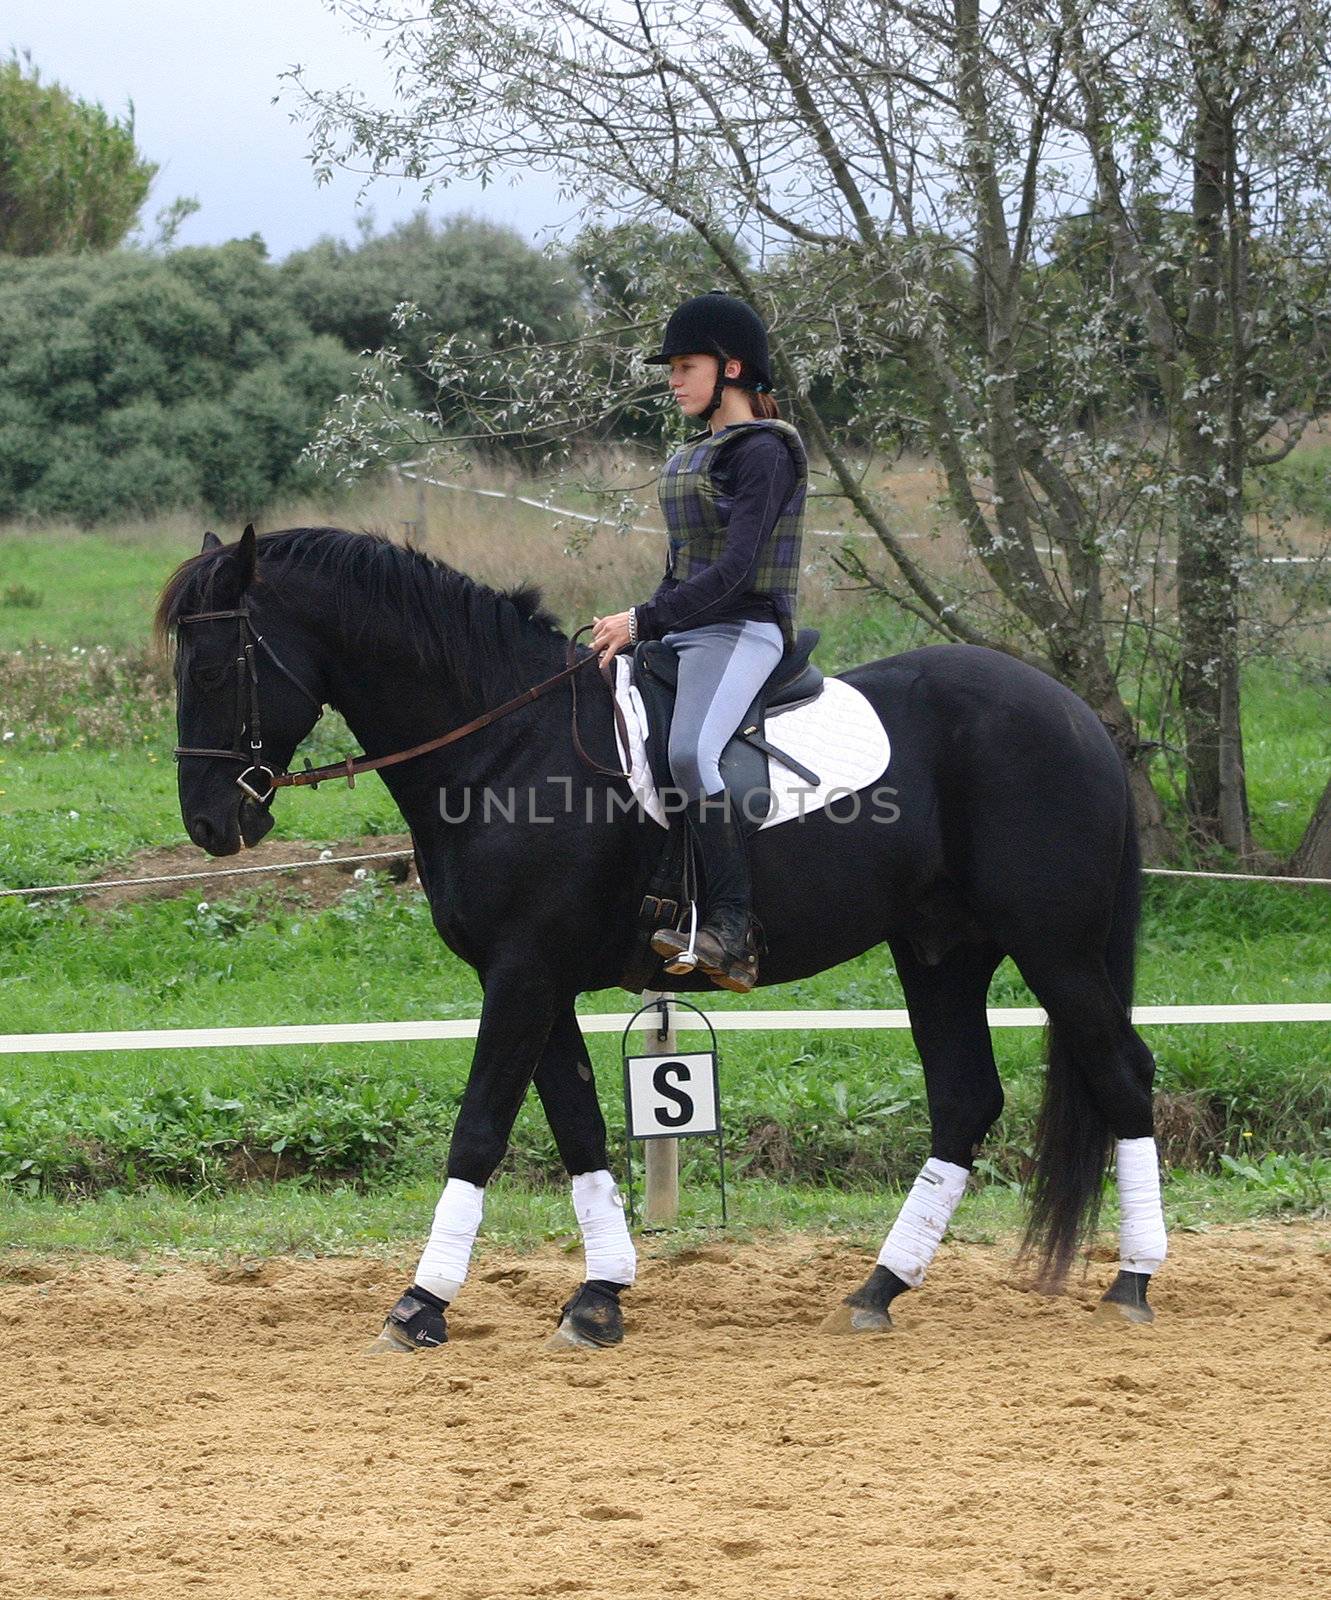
[157,525,327,856]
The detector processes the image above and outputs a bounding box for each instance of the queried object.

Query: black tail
[1101,779,1142,1012]
[1021,768,1142,1285]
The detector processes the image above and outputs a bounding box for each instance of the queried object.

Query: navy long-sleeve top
[633,427,796,641]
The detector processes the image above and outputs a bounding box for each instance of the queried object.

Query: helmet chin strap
[696,349,728,422]
[700,351,756,423]
[700,371,726,422]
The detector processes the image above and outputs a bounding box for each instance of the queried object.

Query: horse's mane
[155,526,574,717]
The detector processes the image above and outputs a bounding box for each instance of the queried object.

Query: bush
[0,240,360,523]
[280,211,582,413]
[0,1070,444,1197]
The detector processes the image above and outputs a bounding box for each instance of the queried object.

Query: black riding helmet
[645,290,774,420]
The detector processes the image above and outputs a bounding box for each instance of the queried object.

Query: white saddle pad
[612,655,891,831]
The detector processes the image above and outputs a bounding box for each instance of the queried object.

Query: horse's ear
[237,523,257,590]
[200,530,222,553]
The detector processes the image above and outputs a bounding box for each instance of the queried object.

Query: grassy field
[0,465,1328,1251]
[1,1166,1325,1261]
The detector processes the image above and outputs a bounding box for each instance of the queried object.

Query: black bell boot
[651,790,759,993]
[365,1284,449,1354]
[545,1280,626,1350]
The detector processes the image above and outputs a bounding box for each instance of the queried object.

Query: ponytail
[715,349,782,419]
[733,357,780,419]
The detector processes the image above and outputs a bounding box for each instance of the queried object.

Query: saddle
[630,626,825,836]
[619,627,825,992]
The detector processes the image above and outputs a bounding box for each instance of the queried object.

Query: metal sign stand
[641,991,679,1228]
[621,994,727,1231]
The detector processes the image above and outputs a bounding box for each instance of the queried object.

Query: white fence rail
[2,1003,1327,1056]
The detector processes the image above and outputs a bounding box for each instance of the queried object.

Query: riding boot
[651,790,759,993]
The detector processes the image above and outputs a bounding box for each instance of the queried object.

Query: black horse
[157,524,1161,1343]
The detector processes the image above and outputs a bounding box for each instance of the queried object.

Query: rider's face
[668,353,740,415]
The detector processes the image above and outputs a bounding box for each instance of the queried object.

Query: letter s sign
[652,1060,695,1127]
[624,1052,720,1139]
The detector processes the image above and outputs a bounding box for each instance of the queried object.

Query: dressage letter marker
[624,1051,720,1139]
[620,997,727,1228]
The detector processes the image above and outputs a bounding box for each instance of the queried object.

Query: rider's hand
[590,611,633,666]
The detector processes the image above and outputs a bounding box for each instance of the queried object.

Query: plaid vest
[656,418,808,650]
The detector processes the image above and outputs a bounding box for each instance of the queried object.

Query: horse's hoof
[1095,1270,1155,1326]
[820,1303,894,1335]
[364,1322,419,1356]
[543,1318,607,1352]
[822,1265,906,1333]
[543,1281,624,1350]
[1094,1297,1155,1327]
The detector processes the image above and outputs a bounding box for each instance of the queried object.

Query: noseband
[172,603,324,805]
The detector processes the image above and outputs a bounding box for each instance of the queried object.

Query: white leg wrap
[414,1177,485,1303]
[1116,1136,1167,1276]
[877,1158,970,1289]
[572,1169,636,1286]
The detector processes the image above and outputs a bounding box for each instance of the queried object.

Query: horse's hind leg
[825,940,1004,1334]
[1010,947,1165,1322]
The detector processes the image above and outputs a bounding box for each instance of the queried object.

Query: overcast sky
[8,0,570,260]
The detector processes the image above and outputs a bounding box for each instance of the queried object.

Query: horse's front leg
[534,1007,635,1351]
[369,957,564,1354]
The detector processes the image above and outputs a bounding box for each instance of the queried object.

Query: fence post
[641,989,680,1226]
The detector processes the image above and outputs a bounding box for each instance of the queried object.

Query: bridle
[172,604,326,805]
[172,602,630,803]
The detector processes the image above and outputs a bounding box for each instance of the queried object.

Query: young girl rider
[590,290,809,994]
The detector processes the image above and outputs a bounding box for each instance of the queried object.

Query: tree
[0,52,156,255]
[564,217,733,445]
[1058,0,1331,854]
[284,0,1331,860]
[1291,772,1331,879]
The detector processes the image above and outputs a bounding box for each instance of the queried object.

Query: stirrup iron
[661,897,700,975]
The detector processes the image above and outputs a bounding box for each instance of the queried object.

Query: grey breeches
[662,619,785,800]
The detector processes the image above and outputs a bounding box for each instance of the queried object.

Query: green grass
[0,524,188,651]
[0,868,1326,1198]
[0,745,401,889]
[0,505,1328,1220]
[0,1166,1324,1261]
[1240,659,1331,856]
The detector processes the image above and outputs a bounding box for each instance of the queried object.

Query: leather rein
[172,604,630,804]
